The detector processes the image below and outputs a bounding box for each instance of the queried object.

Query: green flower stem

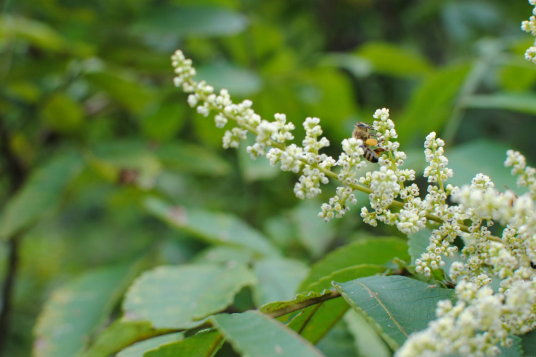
[198,87,502,243]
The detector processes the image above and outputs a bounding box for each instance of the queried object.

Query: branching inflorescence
[522,0,536,63]
[172,49,536,356]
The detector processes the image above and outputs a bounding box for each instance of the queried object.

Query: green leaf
[85,71,153,114]
[258,290,334,316]
[447,140,522,195]
[355,42,432,77]
[521,329,536,356]
[398,63,471,142]
[316,320,358,357]
[253,258,309,306]
[212,311,326,357]
[288,265,384,344]
[344,310,391,357]
[291,200,335,258]
[0,15,66,51]
[145,331,223,357]
[140,103,186,142]
[498,62,536,92]
[41,93,84,134]
[333,276,455,349]
[0,152,83,240]
[123,264,256,329]
[297,237,409,292]
[77,320,172,357]
[196,62,262,96]
[133,6,248,37]
[144,197,279,257]
[287,299,349,345]
[155,142,231,176]
[193,246,253,266]
[34,263,138,357]
[408,229,430,264]
[238,136,279,181]
[116,333,183,357]
[462,93,536,115]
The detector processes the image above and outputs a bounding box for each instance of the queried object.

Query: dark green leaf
[41,93,84,134]
[253,258,309,306]
[116,333,183,357]
[344,310,391,357]
[196,62,262,96]
[334,276,455,349]
[85,71,153,114]
[398,63,470,142]
[462,93,536,115]
[123,264,256,328]
[316,320,358,357]
[0,153,83,240]
[448,140,521,195]
[34,263,138,357]
[133,6,248,37]
[155,142,231,176]
[145,331,223,357]
[140,103,186,142]
[212,311,326,357]
[77,320,173,357]
[145,197,279,257]
[298,238,409,292]
[288,265,384,344]
[355,42,432,77]
[291,200,335,258]
[521,329,536,356]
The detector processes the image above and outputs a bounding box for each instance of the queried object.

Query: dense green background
[1,0,536,356]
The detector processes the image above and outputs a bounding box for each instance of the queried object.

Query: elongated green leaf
[0,15,66,50]
[116,333,183,357]
[155,142,231,176]
[355,42,432,77]
[145,331,223,357]
[291,200,335,258]
[298,237,408,292]
[462,93,536,115]
[123,264,256,329]
[133,6,248,37]
[398,63,470,142]
[34,263,138,357]
[253,258,309,306]
[316,320,358,357]
[344,310,391,357]
[0,152,83,240]
[333,276,455,349]
[448,140,521,195]
[212,311,326,357]
[77,320,172,357]
[196,62,262,96]
[144,197,279,256]
[85,71,153,114]
[140,103,186,142]
[408,229,430,263]
[288,265,384,344]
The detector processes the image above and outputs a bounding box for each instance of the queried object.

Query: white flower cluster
[398,152,536,357]
[173,49,536,357]
[522,0,536,63]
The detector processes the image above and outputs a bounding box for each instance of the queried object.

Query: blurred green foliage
[1,0,536,356]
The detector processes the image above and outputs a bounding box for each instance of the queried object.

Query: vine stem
[202,98,503,243]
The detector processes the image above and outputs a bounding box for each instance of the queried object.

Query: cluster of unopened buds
[172,49,536,357]
[522,0,536,63]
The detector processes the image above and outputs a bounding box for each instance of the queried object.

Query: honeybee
[352,122,384,163]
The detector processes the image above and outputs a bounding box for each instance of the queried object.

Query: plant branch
[0,115,27,353]
[215,107,502,243]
